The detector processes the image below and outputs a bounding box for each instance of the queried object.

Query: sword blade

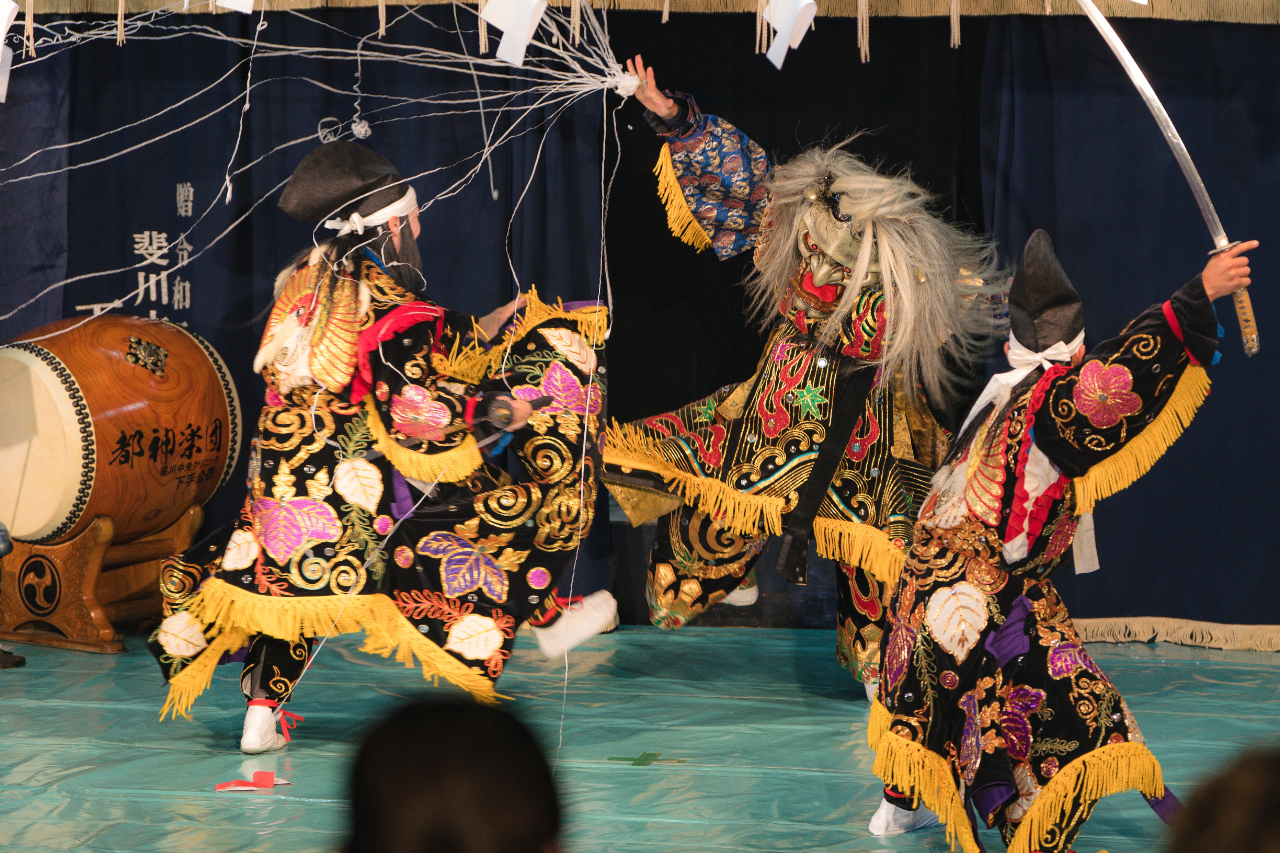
[1073,0,1228,249]
[1074,0,1259,356]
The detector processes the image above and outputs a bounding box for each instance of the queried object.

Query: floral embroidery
[1073,360,1141,429]
[390,384,451,440]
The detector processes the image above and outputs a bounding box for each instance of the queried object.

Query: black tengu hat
[1008,229,1085,352]
[278,141,408,224]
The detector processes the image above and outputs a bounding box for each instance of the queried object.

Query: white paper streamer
[763,0,816,69]
[479,0,548,68]
[215,0,255,14]
[0,0,17,40]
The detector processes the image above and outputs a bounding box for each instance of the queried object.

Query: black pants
[239,635,311,704]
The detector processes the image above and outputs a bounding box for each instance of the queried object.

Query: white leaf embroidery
[541,328,597,375]
[443,613,504,661]
[157,611,209,658]
[334,458,383,514]
[925,581,988,664]
[222,528,261,571]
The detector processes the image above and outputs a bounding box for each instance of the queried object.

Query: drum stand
[0,506,203,653]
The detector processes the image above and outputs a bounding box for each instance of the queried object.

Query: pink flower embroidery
[391,385,451,441]
[1073,361,1141,429]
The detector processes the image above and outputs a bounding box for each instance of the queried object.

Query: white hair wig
[745,143,1005,404]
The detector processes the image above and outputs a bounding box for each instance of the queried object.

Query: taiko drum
[0,315,241,544]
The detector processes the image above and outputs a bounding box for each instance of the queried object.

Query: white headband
[956,326,1087,438]
[323,186,418,237]
[1007,327,1087,371]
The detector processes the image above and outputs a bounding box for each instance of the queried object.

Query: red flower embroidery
[1073,361,1141,429]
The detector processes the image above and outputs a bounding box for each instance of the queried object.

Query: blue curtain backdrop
[981,16,1280,624]
[0,8,609,594]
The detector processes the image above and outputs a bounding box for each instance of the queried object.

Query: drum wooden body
[0,316,242,545]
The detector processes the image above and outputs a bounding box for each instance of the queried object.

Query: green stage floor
[1,627,1277,853]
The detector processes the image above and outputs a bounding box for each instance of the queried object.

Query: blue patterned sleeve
[649,92,772,260]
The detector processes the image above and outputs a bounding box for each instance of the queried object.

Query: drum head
[0,347,84,541]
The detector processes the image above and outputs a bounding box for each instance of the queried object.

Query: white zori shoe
[240,699,303,754]
[531,590,619,659]
[868,796,942,836]
[723,571,759,606]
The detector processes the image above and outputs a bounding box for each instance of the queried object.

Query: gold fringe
[1076,616,1280,652]
[866,698,891,750]
[19,1,1280,26]
[159,627,249,720]
[812,516,905,586]
[1006,742,1163,853]
[604,421,786,537]
[654,144,712,252]
[160,577,497,719]
[873,730,981,853]
[433,332,492,386]
[499,284,608,349]
[365,396,484,484]
[1073,366,1209,515]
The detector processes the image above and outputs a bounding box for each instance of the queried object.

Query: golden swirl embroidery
[521,435,575,485]
[533,460,596,551]
[476,483,542,529]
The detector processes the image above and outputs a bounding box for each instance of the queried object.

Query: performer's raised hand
[625,55,678,120]
[1202,239,1259,300]
[477,294,527,341]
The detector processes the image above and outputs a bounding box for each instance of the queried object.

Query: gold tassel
[874,730,982,853]
[1073,365,1209,515]
[653,144,712,252]
[866,698,891,750]
[24,0,35,57]
[755,0,768,54]
[661,0,670,24]
[478,0,488,54]
[365,396,485,484]
[1044,0,1052,13]
[950,0,961,48]
[160,628,249,720]
[570,0,582,45]
[1006,742,1163,853]
[812,517,905,586]
[161,577,498,720]
[857,0,869,63]
[378,0,386,37]
[603,422,787,537]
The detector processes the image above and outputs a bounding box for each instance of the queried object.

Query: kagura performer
[603,59,1002,696]
[868,231,1257,849]
[149,142,615,752]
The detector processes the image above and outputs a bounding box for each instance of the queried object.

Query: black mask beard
[329,228,426,295]
[380,228,426,295]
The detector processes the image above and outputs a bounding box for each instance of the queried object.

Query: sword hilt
[1232,288,1261,357]
[1209,241,1260,357]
